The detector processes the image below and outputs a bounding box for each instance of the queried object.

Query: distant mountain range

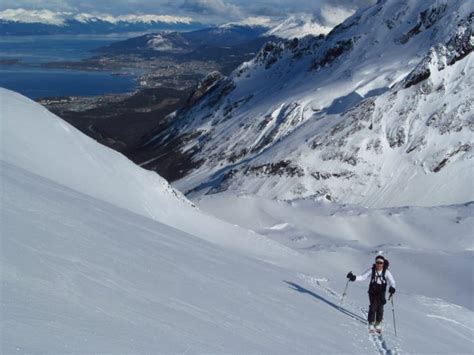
[0,8,205,35]
[96,24,277,68]
[86,18,338,71]
[0,8,338,38]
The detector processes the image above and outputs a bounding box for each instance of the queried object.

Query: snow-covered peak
[0,8,194,25]
[264,14,333,39]
[218,7,354,40]
[74,13,194,25]
[0,8,69,26]
[262,5,355,39]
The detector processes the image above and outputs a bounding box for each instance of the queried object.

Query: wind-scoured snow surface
[1,88,474,353]
[155,0,473,208]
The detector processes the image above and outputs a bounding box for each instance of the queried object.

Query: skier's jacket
[355,261,396,297]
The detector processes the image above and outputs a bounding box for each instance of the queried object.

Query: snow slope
[143,0,473,208]
[196,192,474,309]
[0,88,303,267]
[1,97,473,353]
[2,159,473,353]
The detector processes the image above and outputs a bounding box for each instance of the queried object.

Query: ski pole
[389,295,397,337]
[340,279,350,305]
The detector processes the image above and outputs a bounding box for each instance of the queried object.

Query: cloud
[0,0,76,12]
[249,5,286,18]
[0,0,376,24]
[180,0,242,18]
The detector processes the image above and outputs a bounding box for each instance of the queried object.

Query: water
[0,34,143,99]
[0,67,137,99]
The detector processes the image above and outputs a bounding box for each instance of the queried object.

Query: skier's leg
[376,294,384,323]
[372,295,381,322]
[368,293,376,323]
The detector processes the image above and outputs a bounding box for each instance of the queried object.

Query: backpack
[368,258,389,296]
[370,258,389,285]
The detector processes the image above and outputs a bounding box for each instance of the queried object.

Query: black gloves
[346,271,356,282]
[389,286,396,294]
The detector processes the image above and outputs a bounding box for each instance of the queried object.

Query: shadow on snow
[284,281,367,325]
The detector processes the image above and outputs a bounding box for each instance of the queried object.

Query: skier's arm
[355,268,372,282]
[386,270,396,288]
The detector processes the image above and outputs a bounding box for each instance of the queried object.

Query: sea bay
[0,34,142,98]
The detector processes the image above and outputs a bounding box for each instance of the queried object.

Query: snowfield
[196,192,474,310]
[1,88,473,353]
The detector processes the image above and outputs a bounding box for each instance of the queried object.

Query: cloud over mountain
[0,0,376,24]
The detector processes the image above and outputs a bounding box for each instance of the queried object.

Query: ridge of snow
[0,88,305,268]
[0,88,192,217]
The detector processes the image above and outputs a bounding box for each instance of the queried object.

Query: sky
[0,0,376,24]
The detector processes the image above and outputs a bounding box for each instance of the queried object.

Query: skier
[346,255,396,333]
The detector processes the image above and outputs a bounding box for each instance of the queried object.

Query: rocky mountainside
[136,0,473,208]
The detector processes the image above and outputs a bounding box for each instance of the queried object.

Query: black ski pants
[368,292,385,323]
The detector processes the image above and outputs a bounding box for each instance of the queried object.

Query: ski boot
[374,321,383,333]
[368,322,375,333]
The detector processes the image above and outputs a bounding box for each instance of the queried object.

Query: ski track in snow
[370,332,397,355]
[297,273,400,354]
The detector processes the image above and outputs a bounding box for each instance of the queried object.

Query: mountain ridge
[135,0,473,208]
